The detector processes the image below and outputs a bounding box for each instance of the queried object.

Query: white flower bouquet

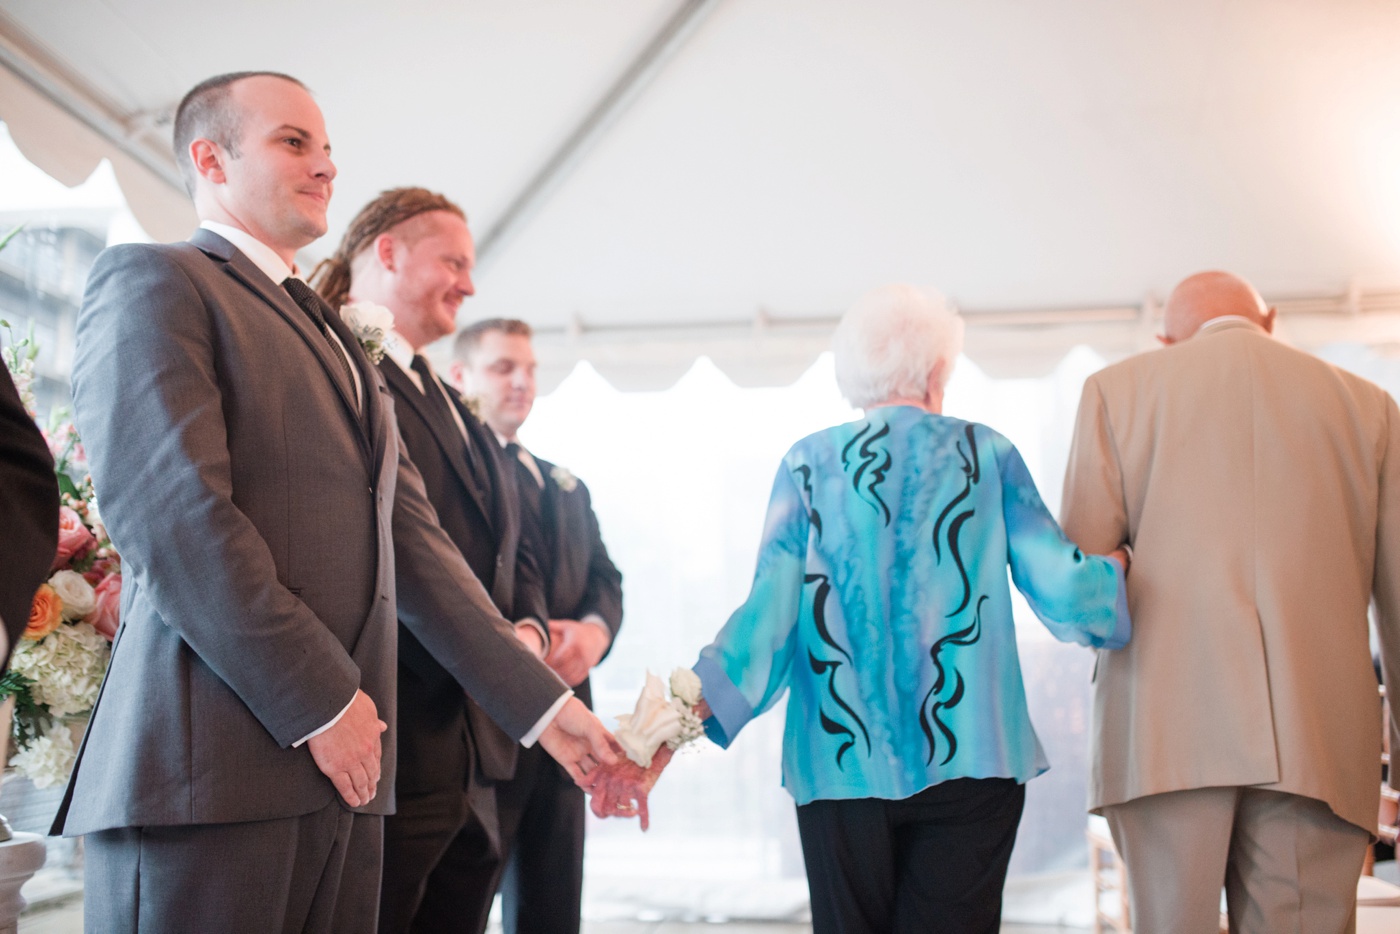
[1,324,118,787]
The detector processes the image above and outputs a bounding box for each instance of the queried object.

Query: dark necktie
[411,355,487,493]
[409,355,458,433]
[506,442,543,522]
[283,277,357,405]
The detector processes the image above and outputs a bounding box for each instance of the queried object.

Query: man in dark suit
[0,365,58,670]
[453,318,624,934]
[312,187,557,933]
[59,72,623,933]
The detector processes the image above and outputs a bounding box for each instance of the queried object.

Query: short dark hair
[172,71,307,196]
[454,318,534,361]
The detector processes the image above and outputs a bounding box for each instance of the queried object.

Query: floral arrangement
[1,318,117,788]
[339,301,394,364]
[614,668,706,767]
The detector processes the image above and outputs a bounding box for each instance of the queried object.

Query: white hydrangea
[10,722,77,789]
[11,622,110,717]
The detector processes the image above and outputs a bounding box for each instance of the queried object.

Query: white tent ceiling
[4,0,1400,388]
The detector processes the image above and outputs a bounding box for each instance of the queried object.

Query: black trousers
[795,777,1025,934]
[497,743,587,934]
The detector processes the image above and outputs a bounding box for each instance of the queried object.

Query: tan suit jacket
[1061,318,1400,832]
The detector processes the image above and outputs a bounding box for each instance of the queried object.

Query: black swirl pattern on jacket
[919,423,986,765]
[840,421,892,526]
[805,572,870,770]
[919,595,987,765]
[931,424,981,617]
[792,464,822,541]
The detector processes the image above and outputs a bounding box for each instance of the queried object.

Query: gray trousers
[1104,786,1370,934]
[84,803,382,933]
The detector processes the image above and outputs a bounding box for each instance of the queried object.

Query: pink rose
[53,506,96,571]
[88,573,121,641]
[84,557,118,586]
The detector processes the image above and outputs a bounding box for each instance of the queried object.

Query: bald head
[1162,271,1275,344]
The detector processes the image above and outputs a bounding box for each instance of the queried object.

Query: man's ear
[189,139,226,185]
[446,360,467,391]
[1261,306,1277,334]
[374,234,396,272]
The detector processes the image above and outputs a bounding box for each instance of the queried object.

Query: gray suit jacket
[1061,319,1400,832]
[54,229,567,836]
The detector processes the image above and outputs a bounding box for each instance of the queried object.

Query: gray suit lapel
[189,229,372,464]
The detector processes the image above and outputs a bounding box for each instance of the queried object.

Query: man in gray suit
[57,71,625,933]
[1062,270,1400,932]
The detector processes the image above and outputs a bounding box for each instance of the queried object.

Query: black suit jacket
[0,366,58,667]
[381,357,548,787]
[523,453,623,710]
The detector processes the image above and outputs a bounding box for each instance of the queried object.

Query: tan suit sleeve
[1374,393,1400,789]
[1060,375,1130,553]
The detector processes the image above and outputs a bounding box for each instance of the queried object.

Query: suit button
[496,556,504,568]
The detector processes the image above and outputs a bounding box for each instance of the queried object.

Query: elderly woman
[604,284,1130,934]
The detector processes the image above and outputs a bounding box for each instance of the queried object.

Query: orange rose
[26,583,62,640]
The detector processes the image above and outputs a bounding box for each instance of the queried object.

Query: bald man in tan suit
[1061,271,1400,933]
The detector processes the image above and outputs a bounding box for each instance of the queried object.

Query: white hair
[832,284,964,409]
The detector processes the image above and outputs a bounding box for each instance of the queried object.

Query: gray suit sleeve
[71,246,360,747]
[389,430,568,740]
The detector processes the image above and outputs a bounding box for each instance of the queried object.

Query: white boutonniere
[550,465,578,493]
[339,302,394,365]
[459,394,483,420]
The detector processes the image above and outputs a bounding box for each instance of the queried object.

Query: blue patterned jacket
[695,405,1130,805]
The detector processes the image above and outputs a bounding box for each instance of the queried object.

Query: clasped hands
[308,689,657,824]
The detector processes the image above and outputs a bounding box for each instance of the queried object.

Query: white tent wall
[6,0,1400,922]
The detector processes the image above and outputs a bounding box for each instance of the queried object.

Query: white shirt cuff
[518,689,574,748]
[580,613,614,648]
[292,693,356,748]
[516,618,549,656]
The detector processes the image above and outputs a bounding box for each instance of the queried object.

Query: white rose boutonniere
[550,464,578,493]
[340,301,394,365]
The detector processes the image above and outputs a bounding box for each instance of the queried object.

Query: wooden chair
[1358,684,1400,918]
[1087,814,1131,933]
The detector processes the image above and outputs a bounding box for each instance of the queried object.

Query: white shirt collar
[199,221,296,284]
[1196,315,1261,335]
[383,328,417,375]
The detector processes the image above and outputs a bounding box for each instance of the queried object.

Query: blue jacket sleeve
[695,460,810,747]
[997,438,1130,649]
